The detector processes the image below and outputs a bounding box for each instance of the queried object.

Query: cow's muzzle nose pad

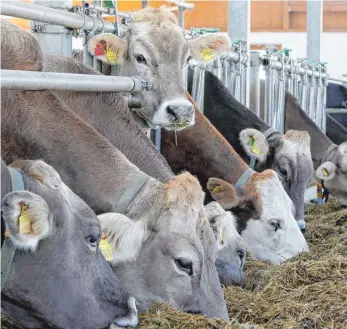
[113,296,138,328]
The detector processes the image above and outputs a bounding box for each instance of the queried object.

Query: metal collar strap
[114,171,150,214]
[235,168,256,188]
[1,167,25,291]
[263,127,278,139]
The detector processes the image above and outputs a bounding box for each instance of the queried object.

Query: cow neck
[2,89,143,216]
[189,70,271,162]
[44,55,173,183]
[284,92,333,170]
[326,114,347,145]
[161,103,249,192]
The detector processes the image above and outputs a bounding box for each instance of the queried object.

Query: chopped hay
[1,200,346,329]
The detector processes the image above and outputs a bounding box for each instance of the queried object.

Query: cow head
[88,7,230,130]
[240,129,314,231]
[97,172,229,321]
[205,201,246,287]
[316,142,347,206]
[207,169,309,264]
[1,160,137,329]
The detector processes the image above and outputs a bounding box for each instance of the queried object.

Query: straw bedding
[2,199,346,329]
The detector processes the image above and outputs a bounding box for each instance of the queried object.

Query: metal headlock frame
[1,1,329,138]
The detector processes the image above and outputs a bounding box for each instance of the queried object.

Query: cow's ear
[88,33,127,65]
[316,161,336,181]
[187,33,231,63]
[207,178,239,209]
[1,191,52,251]
[239,129,270,163]
[97,213,147,264]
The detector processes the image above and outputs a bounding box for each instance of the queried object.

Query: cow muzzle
[113,296,138,328]
[153,99,195,130]
[215,259,245,287]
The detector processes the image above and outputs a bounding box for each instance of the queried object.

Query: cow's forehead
[250,172,293,215]
[279,138,312,159]
[132,23,187,54]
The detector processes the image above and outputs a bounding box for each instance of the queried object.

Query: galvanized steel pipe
[1,1,116,33]
[260,56,327,79]
[1,70,146,93]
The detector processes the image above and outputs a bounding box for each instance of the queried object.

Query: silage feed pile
[139,198,347,329]
[1,199,346,329]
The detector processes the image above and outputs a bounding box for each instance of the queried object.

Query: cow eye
[86,234,99,248]
[279,167,288,178]
[187,55,192,63]
[135,54,147,65]
[270,220,281,232]
[237,250,244,261]
[175,258,193,276]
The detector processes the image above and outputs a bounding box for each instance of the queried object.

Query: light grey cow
[316,142,347,206]
[205,202,247,287]
[1,19,229,321]
[1,159,137,329]
[86,6,231,131]
[285,92,347,206]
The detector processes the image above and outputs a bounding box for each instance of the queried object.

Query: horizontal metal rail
[260,56,328,79]
[328,77,347,84]
[1,70,147,93]
[0,1,116,33]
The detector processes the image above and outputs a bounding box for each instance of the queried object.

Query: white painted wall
[249,32,347,80]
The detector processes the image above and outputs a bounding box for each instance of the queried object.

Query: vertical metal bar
[31,0,72,57]
[234,71,241,103]
[300,63,308,112]
[222,57,229,88]
[191,65,200,102]
[249,51,261,116]
[228,61,236,97]
[307,0,323,62]
[196,65,205,113]
[308,64,316,120]
[83,32,94,66]
[228,0,250,107]
[321,78,327,134]
[142,0,148,8]
[276,54,286,133]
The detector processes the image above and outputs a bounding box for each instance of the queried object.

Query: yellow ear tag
[212,185,221,194]
[105,48,119,65]
[249,136,260,155]
[322,168,329,177]
[99,234,113,261]
[201,48,216,62]
[18,203,32,234]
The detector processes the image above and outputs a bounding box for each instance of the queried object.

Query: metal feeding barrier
[1,0,329,142]
[188,35,248,113]
[0,0,144,96]
[248,47,328,133]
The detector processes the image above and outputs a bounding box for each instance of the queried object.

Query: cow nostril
[166,105,179,122]
[186,309,203,315]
